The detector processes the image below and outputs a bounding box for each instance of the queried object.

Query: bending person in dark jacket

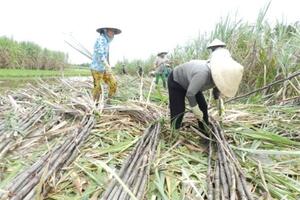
[168,38,244,130]
[167,60,219,130]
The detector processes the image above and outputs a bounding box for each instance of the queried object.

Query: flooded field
[0,77,91,94]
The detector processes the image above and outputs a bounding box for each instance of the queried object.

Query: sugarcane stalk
[135,124,160,199]
[104,131,151,198]
[218,148,230,199]
[135,157,150,199]
[64,34,93,58]
[0,140,13,159]
[110,130,154,198]
[102,123,160,200]
[9,139,75,199]
[240,174,253,200]
[207,138,213,200]
[150,123,161,161]
[215,120,250,194]
[23,121,93,199]
[211,118,255,200]
[64,40,92,60]
[5,152,52,193]
[3,116,94,199]
[118,155,149,200]
[218,142,232,189]
[214,160,220,200]
[229,163,236,200]
[112,152,148,199]
[220,187,225,200]
[218,130,253,200]
[234,168,247,200]
[213,125,233,198]
[0,107,47,158]
[102,130,151,198]
[131,155,148,195]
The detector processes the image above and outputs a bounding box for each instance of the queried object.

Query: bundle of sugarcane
[103,101,165,124]
[101,122,161,200]
[206,118,253,200]
[0,115,95,200]
[0,79,94,160]
[0,106,48,159]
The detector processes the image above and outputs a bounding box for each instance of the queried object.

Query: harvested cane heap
[0,77,300,199]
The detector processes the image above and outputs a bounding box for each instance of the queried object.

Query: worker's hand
[103,60,112,73]
[105,65,113,74]
[218,98,225,116]
[191,106,203,120]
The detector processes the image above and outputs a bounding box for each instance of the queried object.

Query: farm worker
[122,64,127,75]
[154,52,169,88]
[137,65,143,77]
[207,39,244,116]
[163,64,172,79]
[90,25,121,103]
[167,39,244,130]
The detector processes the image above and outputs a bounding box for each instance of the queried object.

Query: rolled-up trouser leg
[91,70,104,102]
[103,72,117,98]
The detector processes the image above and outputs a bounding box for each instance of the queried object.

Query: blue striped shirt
[90,34,109,72]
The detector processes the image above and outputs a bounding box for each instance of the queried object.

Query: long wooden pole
[226,71,300,103]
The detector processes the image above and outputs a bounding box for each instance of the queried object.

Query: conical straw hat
[97,26,122,34]
[210,48,244,97]
[157,52,168,56]
[207,39,226,49]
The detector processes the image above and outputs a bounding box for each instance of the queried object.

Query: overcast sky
[0,0,298,65]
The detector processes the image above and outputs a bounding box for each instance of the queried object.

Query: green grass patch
[0,68,90,78]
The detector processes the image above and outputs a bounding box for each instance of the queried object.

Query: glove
[191,106,203,120]
[218,98,225,116]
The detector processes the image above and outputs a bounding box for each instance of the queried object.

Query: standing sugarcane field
[0,1,300,200]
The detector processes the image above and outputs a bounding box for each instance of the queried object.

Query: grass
[0,68,90,78]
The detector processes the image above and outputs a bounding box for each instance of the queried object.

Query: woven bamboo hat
[157,52,168,57]
[209,48,244,97]
[96,26,122,34]
[207,39,226,49]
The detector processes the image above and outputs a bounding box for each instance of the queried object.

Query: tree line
[0,36,68,70]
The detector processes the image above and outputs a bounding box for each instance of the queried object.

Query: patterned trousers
[91,70,117,101]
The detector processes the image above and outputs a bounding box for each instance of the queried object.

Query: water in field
[0,77,90,94]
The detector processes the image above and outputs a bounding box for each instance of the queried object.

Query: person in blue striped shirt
[90,26,121,103]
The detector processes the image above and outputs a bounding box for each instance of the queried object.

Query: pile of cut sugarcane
[0,116,94,200]
[207,118,253,200]
[0,76,299,200]
[0,78,96,199]
[0,77,166,199]
[101,122,161,200]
